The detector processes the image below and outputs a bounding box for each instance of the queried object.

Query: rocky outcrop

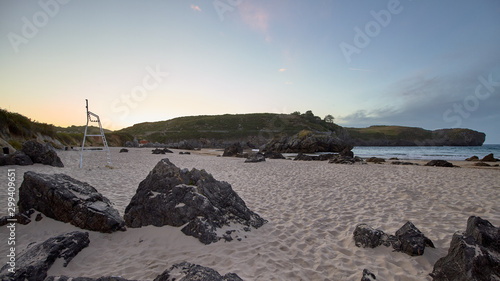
[152,148,173,154]
[328,154,364,165]
[264,131,352,153]
[124,158,267,244]
[19,172,126,233]
[348,127,486,146]
[425,160,456,168]
[119,148,129,153]
[154,262,244,281]
[431,216,500,280]
[0,231,90,281]
[223,142,243,157]
[294,152,336,161]
[245,153,265,163]
[21,140,64,167]
[481,153,499,162]
[353,221,434,256]
[466,156,479,161]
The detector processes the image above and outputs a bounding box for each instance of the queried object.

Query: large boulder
[154,262,244,281]
[431,216,500,280]
[18,172,126,233]
[124,158,267,244]
[223,143,243,157]
[21,140,64,167]
[481,153,498,162]
[0,231,90,281]
[353,221,434,256]
[263,151,286,159]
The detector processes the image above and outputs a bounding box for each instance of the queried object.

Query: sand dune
[1,148,499,280]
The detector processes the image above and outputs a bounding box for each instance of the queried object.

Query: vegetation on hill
[0,108,133,149]
[346,125,485,146]
[118,111,343,144]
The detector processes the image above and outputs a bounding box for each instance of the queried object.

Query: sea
[351,144,500,161]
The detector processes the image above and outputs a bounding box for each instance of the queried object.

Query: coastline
[0,147,499,280]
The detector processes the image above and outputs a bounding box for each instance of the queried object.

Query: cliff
[346,126,485,146]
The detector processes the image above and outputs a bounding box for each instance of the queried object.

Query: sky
[1,0,499,143]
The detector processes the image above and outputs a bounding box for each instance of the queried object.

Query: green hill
[118,112,343,144]
[346,125,485,146]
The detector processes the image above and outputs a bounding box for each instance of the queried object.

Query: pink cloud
[190,4,201,12]
[239,3,269,34]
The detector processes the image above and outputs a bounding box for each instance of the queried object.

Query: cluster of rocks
[124,158,267,244]
[366,157,385,164]
[353,221,435,256]
[356,216,500,280]
[264,132,352,153]
[244,152,265,163]
[0,231,242,281]
[152,148,173,154]
[0,157,264,280]
[0,140,63,167]
[466,153,500,167]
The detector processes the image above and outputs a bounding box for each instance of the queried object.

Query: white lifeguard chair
[79,99,112,168]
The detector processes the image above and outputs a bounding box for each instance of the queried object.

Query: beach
[1,148,499,280]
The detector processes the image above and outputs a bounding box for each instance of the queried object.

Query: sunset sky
[1,1,499,142]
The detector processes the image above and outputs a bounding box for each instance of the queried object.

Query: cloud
[190,4,201,12]
[279,68,286,72]
[285,81,292,85]
[238,2,271,42]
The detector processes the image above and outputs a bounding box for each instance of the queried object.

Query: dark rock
[0,231,90,281]
[474,162,491,167]
[431,216,500,281]
[366,157,385,164]
[21,140,64,167]
[354,221,434,256]
[18,172,126,233]
[393,221,435,256]
[353,224,389,248]
[481,153,498,162]
[119,148,129,153]
[152,148,166,154]
[389,157,399,160]
[223,143,243,157]
[0,212,32,226]
[2,147,9,154]
[361,269,377,281]
[263,151,285,159]
[179,151,191,155]
[245,153,265,163]
[466,156,479,161]
[391,161,418,166]
[0,151,33,166]
[294,153,335,161]
[124,158,267,244]
[425,160,456,167]
[328,154,361,165]
[35,213,43,221]
[154,262,243,281]
[340,147,354,158]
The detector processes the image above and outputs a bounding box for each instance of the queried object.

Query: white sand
[1,148,499,280]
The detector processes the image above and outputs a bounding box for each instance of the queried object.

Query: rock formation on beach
[18,172,126,233]
[264,130,352,153]
[431,216,500,280]
[124,158,267,244]
[353,221,435,256]
[0,140,64,167]
[425,160,456,167]
[0,231,90,281]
